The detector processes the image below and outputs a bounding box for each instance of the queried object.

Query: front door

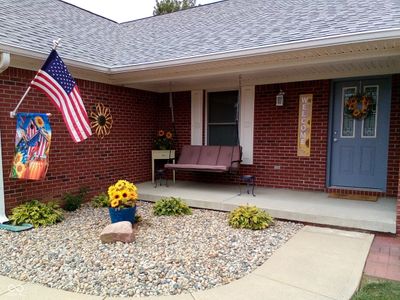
[330,78,391,190]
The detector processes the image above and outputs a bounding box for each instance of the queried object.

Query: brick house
[1,0,400,231]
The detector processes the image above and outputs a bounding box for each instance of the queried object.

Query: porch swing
[164,80,242,175]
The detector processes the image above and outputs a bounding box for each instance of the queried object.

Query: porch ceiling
[8,39,400,92]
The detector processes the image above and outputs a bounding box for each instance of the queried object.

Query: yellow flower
[166,131,173,139]
[112,191,122,200]
[14,152,23,164]
[108,180,138,207]
[110,199,120,208]
[34,116,45,128]
[115,181,125,190]
[15,162,26,177]
[130,191,138,200]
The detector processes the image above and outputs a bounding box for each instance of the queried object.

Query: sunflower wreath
[90,103,113,138]
[344,94,373,120]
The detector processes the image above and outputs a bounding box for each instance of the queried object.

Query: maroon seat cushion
[165,145,241,173]
[177,145,201,164]
[197,146,220,165]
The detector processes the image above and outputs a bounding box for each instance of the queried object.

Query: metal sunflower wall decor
[90,103,113,138]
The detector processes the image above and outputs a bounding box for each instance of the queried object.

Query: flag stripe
[30,79,81,141]
[32,72,88,142]
[70,88,92,136]
[38,72,88,141]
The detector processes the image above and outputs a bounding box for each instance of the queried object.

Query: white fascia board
[110,28,400,73]
[0,43,110,73]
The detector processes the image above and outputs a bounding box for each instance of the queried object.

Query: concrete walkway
[138,181,396,233]
[0,226,373,300]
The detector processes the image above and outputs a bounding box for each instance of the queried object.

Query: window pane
[208,125,238,146]
[362,86,378,138]
[342,87,356,137]
[208,91,238,123]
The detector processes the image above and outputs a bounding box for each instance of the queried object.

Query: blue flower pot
[108,206,136,224]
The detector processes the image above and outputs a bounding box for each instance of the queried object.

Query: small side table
[151,150,175,184]
[239,175,256,196]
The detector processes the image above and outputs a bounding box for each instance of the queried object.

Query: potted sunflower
[107,180,138,224]
[154,129,174,150]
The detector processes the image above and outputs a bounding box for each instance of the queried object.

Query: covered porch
[137,180,396,233]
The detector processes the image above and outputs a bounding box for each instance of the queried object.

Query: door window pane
[362,85,378,138]
[208,91,239,146]
[341,87,356,137]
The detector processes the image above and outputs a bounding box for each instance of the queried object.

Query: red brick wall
[393,74,400,233]
[252,81,330,190]
[0,67,158,211]
[389,75,400,199]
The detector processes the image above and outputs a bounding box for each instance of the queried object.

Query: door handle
[333,138,338,142]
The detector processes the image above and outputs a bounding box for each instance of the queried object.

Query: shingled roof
[0,0,399,68]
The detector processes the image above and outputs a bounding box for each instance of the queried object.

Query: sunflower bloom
[113,191,122,200]
[15,162,26,177]
[110,199,120,208]
[115,181,124,190]
[14,152,23,164]
[34,116,45,128]
[166,131,173,139]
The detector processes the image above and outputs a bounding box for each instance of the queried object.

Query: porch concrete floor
[137,180,397,233]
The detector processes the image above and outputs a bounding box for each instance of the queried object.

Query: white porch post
[239,85,255,164]
[191,90,203,145]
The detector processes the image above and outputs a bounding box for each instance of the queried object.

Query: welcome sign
[297,94,313,157]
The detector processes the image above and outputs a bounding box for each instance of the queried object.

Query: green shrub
[9,200,64,228]
[153,197,192,216]
[135,214,142,223]
[63,187,88,211]
[91,193,109,208]
[228,205,274,230]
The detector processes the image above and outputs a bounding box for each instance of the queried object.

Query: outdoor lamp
[276,90,285,106]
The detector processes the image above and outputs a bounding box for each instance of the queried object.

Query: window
[207,91,239,146]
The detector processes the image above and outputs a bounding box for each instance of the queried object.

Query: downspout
[0,52,10,73]
[0,52,10,223]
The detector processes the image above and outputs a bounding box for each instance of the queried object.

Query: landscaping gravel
[0,201,303,297]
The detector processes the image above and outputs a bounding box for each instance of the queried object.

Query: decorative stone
[100,221,134,243]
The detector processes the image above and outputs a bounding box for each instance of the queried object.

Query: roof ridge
[119,0,228,25]
[58,0,118,24]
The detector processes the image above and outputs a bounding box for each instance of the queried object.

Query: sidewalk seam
[252,273,337,300]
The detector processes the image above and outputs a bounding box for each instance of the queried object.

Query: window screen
[207,91,239,146]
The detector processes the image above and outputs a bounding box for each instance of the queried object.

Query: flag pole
[9,39,61,118]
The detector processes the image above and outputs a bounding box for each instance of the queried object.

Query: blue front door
[330,78,391,190]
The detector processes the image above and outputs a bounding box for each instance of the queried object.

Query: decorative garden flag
[10,113,51,180]
[30,50,92,143]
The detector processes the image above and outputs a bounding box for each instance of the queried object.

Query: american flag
[31,50,92,142]
[27,132,47,160]
[26,120,38,140]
